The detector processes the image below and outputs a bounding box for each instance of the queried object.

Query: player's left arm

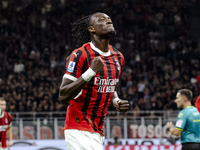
[166,121,182,136]
[111,54,129,113]
[111,91,129,113]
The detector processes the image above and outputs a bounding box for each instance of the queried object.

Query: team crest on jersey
[67,61,76,73]
[115,59,120,70]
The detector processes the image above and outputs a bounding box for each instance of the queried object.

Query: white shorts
[64,129,105,150]
[0,148,7,150]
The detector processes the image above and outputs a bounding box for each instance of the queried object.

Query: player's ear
[182,95,188,102]
[88,26,95,33]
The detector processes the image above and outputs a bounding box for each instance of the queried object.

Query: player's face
[175,93,184,109]
[0,100,6,112]
[88,13,116,38]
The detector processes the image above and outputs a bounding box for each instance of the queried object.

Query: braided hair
[71,14,93,45]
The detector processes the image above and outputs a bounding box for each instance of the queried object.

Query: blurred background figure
[0,97,13,150]
[166,89,200,150]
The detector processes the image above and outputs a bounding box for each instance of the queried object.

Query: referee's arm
[166,121,182,136]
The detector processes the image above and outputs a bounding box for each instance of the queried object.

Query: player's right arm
[59,56,104,104]
[166,111,186,136]
[59,77,87,104]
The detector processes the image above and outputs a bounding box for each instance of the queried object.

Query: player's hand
[0,141,1,148]
[90,56,104,73]
[166,121,174,129]
[8,141,13,147]
[116,100,129,113]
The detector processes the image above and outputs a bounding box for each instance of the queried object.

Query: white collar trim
[90,42,111,56]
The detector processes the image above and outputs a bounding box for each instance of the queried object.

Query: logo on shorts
[67,61,76,73]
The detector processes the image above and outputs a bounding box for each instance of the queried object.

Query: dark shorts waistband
[182,142,200,145]
[182,143,200,150]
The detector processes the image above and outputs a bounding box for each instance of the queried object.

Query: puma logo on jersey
[73,52,79,58]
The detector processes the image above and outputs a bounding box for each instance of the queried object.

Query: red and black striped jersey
[63,42,124,135]
[0,111,12,148]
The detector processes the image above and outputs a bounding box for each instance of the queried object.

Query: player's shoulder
[190,106,200,114]
[5,111,11,115]
[177,111,184,118]
[186,106,196,112]
[4,111,11,118]
[178,107,192,117]
[68,43,90,61]
[72,43,91,56]
[74,43,90,52]
[178,108,188,117]
[109,45,124,58]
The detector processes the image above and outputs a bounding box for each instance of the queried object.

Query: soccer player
[0,97,13,150]
[166,89,200,150]
[59,12,129,150]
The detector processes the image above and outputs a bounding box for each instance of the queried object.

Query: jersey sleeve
[175,111,187,131]
[195,95,200,113]
[64,49,87,81]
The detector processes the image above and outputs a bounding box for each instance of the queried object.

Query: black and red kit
[0,111,12,148]
[63,42,124,135]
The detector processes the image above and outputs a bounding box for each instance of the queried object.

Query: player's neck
[91,37,109,52]
[183,102,192,109]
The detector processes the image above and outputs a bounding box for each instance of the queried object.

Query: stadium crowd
[1,0,200,114]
